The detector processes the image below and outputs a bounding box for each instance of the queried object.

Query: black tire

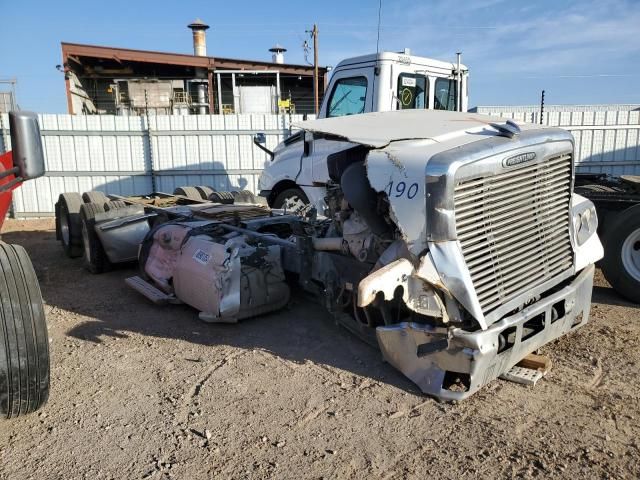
[173,186,202,200]
[601,204,640,303]
[272,188,309,211]
[79,203,111,274]
[56,192,83,258]
[0,242,50,419]
[103,200,127,212]
[82,191,108,204]
[195,186,215,200]
[208,191,235,204]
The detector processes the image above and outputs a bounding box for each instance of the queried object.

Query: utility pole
[311,24,319,115]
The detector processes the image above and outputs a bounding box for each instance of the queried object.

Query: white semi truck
[258,50,469,211]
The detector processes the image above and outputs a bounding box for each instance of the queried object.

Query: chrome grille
[453,154,573,315]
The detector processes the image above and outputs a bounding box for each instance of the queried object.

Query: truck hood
[294,110,542,148]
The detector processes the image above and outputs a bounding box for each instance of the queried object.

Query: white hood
[294,110,542,149]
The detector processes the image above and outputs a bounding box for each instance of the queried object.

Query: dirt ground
[1,218,639,480]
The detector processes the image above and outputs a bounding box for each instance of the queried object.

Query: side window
[397,74,427,110]
[327,76,368,118]
[434,78,457,111]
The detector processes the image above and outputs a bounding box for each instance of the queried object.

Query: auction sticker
[193,249,211,265]
[401,77,417,87]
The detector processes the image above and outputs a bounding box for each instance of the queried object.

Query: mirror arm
[0,166,20,180]
[0,176,24,193]
[253,138,274,160]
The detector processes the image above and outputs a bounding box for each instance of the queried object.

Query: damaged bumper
[376,264,595,401]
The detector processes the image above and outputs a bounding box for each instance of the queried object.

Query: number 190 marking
[387,181,419,199]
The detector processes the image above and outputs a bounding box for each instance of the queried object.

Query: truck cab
[258,50,469,210]
[321,49,468,118]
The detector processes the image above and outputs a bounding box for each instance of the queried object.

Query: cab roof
[334,51,467,72]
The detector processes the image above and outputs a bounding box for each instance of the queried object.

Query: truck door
[303,134,355,185]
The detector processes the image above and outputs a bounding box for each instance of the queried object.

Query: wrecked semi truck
[1,112,49,419]
[56,110,602,400]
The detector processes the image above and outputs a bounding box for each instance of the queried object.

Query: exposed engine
[322,174,397,264]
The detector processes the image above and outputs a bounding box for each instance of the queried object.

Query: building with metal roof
[60,20,327,116]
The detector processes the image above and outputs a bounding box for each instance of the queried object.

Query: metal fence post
[144,91,157,193]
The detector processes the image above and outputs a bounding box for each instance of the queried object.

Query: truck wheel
[82,191,108,204]
[56,192,83,258]
[273,188,309,212]
[0,242,50,419]
[195,186,215,200]
[173,186,201,200]
[79,203,111,274]
[208,191,235,204]
[602,204,640,303]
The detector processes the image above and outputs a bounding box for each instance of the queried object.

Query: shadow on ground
[2,226,418,395]
[591,286,637,308]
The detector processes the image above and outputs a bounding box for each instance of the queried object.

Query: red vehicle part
[0,151,20,227]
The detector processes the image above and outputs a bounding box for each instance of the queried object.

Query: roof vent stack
[269,44,287,64]
[188,18,210,57]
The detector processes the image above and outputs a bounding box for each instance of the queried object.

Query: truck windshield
[397,73,427,110]
[434,78,457,111]
[327,76,368,117]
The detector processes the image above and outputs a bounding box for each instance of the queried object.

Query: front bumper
[376,264,595,401]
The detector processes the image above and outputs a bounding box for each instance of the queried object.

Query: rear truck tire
[56,192,83,258]
[0,242,50,419]
[195,186,215,200]
[208,191,235,204]
[82,191,108,204]
[103,200,127,211]
[272,188,309,212]
[601,204,640,303]
[173,186,201,200]
[79,202,111,274]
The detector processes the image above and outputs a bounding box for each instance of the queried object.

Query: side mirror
[253,132,274,160]
[9,111,45,180]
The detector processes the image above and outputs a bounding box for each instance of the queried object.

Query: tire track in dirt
[175,349,249,424]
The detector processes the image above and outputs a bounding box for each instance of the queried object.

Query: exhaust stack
[269,44,287,64]
[188,18,210,57]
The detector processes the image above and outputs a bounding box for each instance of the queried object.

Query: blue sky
[1,0,639,112]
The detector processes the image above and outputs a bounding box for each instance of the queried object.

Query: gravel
[1,218,639,479]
